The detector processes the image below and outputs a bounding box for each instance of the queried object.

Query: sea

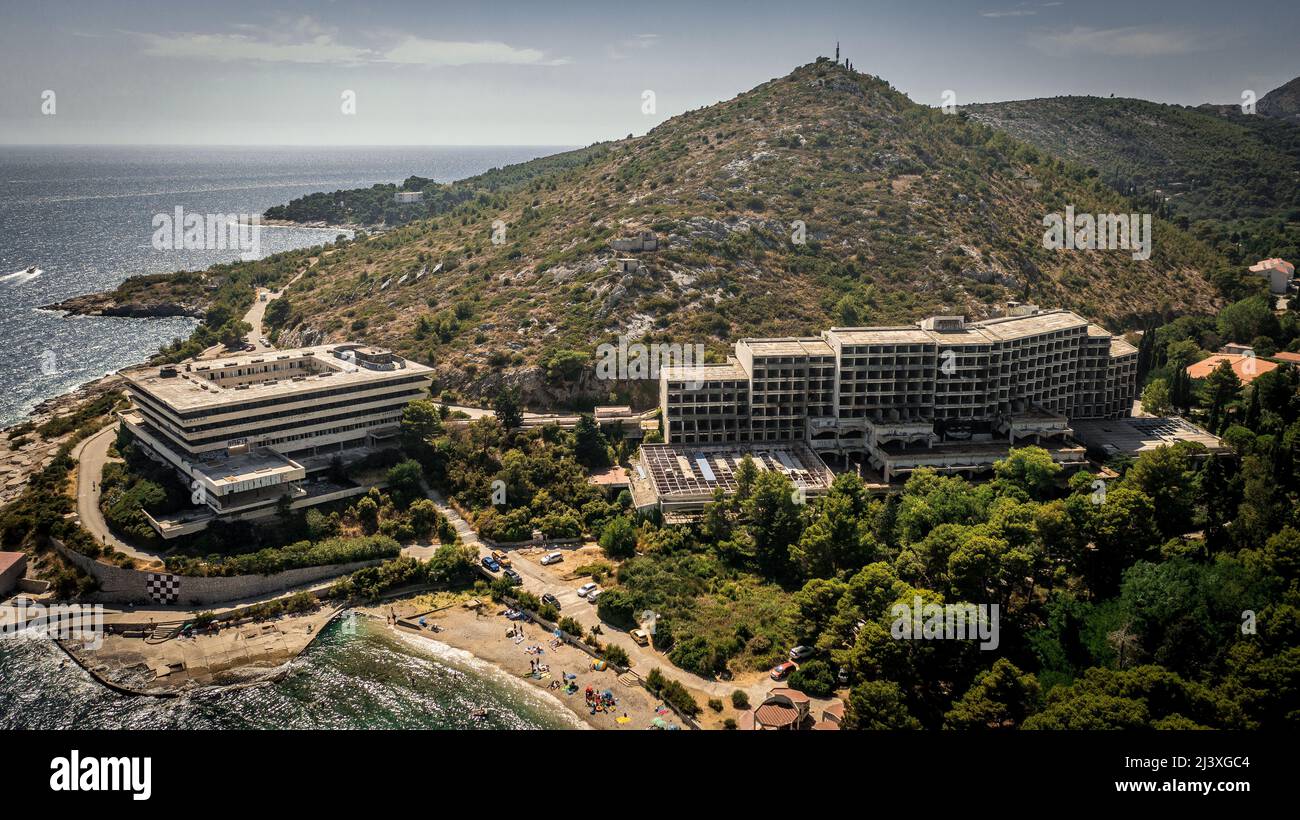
[0,144,565,429]
[0,616,584,730]
[0,144,582,729]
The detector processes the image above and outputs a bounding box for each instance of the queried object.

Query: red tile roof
[0,551,25,575]
[1186,354,1277,384]
[754,702,802,728]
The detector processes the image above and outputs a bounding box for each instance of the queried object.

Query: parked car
[587,589,602,604]
[481,555,500,572]
[771,661,797,681]
[576,582,598,598]
[541,593,560,610]
[630,628,650,646]
[502,568,522,586]
[540,551,564,566]
[491,550,512,568]
[789,645,815,661]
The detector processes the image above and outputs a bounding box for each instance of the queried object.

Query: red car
[771,661,797,681]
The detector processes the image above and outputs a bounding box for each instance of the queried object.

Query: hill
[1259,76,1300,122]
[125,60,1233,408]
[967,93,1300,267]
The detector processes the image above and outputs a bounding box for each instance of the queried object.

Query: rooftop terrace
[121,344,433,412]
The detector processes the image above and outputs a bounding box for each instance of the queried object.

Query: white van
[541,551,564,566]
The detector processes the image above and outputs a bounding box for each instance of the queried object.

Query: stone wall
[50,539,381,606]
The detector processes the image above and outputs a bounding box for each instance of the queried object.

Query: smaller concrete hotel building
[119,343,432,537]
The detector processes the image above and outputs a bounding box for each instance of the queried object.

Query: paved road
[198,268,305,359]
[71,423,166,567]
[242,270,304,352]
[424,489,771,703]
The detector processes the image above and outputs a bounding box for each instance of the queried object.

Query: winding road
[71,423,166,567]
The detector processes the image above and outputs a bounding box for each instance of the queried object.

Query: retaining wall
[50,538,381,606]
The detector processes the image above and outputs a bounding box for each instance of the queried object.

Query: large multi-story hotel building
[656,304,1137,483]
[119,343,433,537]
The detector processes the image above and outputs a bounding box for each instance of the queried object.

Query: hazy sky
[1,0,1297,145]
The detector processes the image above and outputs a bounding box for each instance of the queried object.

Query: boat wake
[2,267,42,285]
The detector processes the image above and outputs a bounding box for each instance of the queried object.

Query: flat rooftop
[826,327,938,346]
[122,343,433,412]
[1109,337,1139,357]
[637,442,834,500]
[827,309,1104,348]
[739,337,835,358]
[661,360,751,382]
[192,448,303,490]
[973,309,1089,340]
[1072,416,1228,456]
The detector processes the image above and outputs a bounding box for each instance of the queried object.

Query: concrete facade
[656,305,1137,482]
[119,343,433,536]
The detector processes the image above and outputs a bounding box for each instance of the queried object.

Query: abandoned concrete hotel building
[632,305,1139,516]
[118,343,433,538]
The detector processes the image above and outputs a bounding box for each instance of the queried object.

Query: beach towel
[616,716,631,724]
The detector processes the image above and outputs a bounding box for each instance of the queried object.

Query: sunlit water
[0,145,566,427]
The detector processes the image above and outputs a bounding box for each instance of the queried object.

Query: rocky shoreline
[1,375,124,505]
[40,292,205,319]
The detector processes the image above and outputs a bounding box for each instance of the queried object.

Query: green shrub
[787,659,836,698]
[603,643,630,667]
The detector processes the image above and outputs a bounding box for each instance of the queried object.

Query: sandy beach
[375,595,682,731]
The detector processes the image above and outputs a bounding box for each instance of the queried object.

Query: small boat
[25,266,36,274]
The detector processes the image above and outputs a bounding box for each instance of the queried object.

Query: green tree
[993,446,1061,500]
[787,659,837,698]
[1169,365,1194,413]
[1140,378,1173,417]
[844,680,922,730]
[400,399,444,456]
[1204,359,1242,431]
[1122,443,1201,539]
[385,459,426,509]
[598,515,637,559]
[572,414,610,468]
[744,470,802,580]
[791,472,875,578]
[492,387,524,431]
[944,658,1041,729]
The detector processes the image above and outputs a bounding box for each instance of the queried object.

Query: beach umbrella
[591,659,607,671]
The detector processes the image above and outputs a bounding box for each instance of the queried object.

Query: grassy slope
[967,95,1300,265]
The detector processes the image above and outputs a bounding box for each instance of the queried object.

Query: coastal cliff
[43,292,205,319]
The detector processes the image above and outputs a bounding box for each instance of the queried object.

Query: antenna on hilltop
[835,42,840,62]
